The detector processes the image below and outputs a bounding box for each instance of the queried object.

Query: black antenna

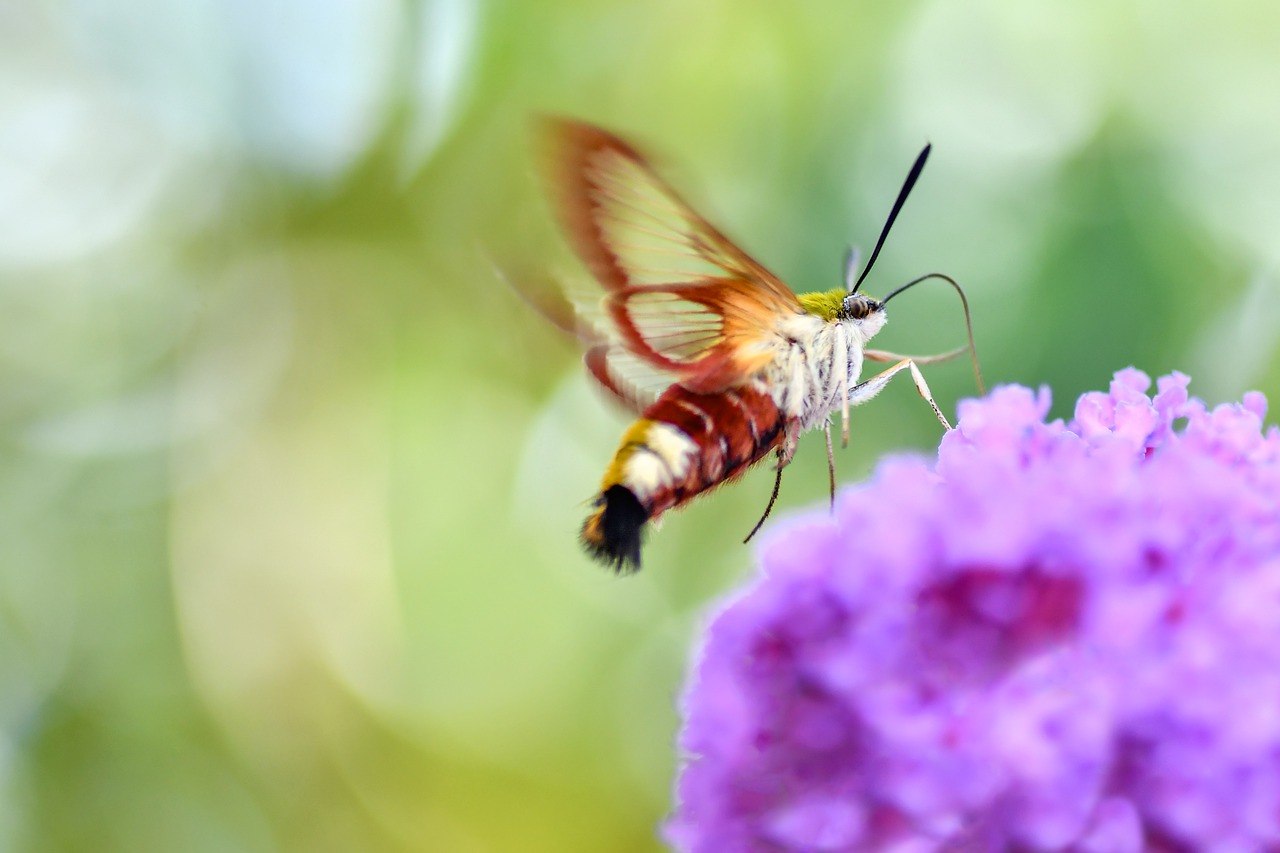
[852,143,931,294]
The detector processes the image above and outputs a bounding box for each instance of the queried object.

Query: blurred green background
[3,1,1280,850]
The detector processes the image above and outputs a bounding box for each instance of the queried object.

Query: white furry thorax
[758,310,888,428]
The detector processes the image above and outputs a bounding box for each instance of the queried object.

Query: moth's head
[838,293,883,321]
[837,292,887,339]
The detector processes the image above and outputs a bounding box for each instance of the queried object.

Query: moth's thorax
[758,307,887,427]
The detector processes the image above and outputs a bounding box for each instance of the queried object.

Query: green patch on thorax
[797,288,845,321]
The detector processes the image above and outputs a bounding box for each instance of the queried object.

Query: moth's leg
[776,418,803,469]
[744,447,786,543]
[823,420,837,511]
[852,358,952,431]
[830,325,852,449]
[840,368,851,448]
[745,418,804,543]
[865,345,968,365]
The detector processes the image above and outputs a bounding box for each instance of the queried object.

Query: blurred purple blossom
[668,370,1280,851]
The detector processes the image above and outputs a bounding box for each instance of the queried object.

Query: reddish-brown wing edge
[541,118,799,301]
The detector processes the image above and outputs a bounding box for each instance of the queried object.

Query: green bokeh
[2,1,1279,850]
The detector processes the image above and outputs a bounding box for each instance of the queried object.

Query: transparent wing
[490,263,677,413]
[584,343,675,413]
[544,119,802,392]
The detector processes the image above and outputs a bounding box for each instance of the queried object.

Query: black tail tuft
[580,485,648,573]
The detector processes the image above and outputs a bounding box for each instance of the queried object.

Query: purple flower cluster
[668,370,1280,851]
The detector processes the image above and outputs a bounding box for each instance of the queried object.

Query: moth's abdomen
[580,484,647,572]
[581,385,784,571]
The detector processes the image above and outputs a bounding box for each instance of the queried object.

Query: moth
[534,120,981,572]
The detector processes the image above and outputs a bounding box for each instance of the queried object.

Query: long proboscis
[881,272,985,394]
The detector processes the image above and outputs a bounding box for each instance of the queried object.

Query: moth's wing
[544,119,802,393]
[489,263,676,414]
[583,343,677,414]
[543,120,796,297]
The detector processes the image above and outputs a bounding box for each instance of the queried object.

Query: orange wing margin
[543,119,803,393]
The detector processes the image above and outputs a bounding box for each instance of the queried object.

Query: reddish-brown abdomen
[582,383,786,571]
[641,384,784,517]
